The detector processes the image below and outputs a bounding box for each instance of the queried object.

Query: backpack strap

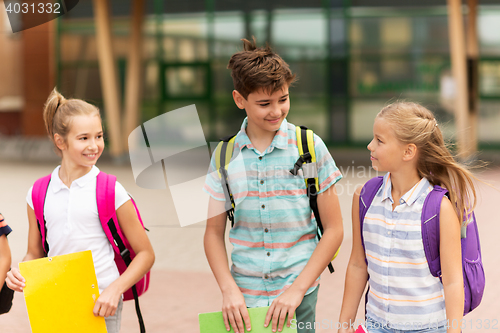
[358,176,384,259]
[214,134,237,227]
[292,126,319,192]
[96,172,131,264]
[32,175,52,255]
[96,172,146,333]
[357,175,384,313]
[291,126,337,273]
[421,185,448,279]
[96,172,117,226]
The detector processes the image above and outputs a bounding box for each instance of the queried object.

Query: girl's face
[59,114,104,168]
[367,117,406,172]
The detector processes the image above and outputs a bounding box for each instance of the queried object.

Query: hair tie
[55,99,61,113]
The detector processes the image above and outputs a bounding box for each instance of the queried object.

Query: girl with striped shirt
[338,102,477,333]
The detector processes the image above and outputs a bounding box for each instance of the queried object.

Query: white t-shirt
[26,165,130,292]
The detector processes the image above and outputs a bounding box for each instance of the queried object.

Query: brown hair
[377,101,477,223]
[43,88,101,155]
[227,37,296,99]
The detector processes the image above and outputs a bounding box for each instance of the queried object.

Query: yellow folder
[19,250,107,333]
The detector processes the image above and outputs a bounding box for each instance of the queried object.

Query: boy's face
[233,86,290,135]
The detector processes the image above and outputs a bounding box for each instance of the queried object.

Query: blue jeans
[366,317,447,333]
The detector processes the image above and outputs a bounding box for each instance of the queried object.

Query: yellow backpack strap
[215,134,237,227]
[214,141,224,178]
[292,126,319,191]
[215,136,236,177]
[292,125,337,273]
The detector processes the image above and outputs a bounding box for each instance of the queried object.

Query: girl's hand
[264,286,305,332]
[221,286,251,333]
[93,284,122,318]
[6,268,26,292]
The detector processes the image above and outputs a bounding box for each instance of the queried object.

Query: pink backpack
[32,171,150,333]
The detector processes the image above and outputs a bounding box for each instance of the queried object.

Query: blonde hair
[377,101,476,223]
[43,88,101,155]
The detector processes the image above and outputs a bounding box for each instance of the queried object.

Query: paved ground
[0,154,499,332]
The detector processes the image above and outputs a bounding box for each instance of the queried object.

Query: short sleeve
[202,149,226,202]
[314,134,343,194]
[0,213,12,237]
[115,181,131,210]
[26,186,34,210]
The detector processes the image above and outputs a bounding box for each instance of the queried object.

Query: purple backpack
[359,176,485,315]
[32,171,149,333]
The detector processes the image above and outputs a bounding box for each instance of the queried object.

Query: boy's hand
[222,286,251,333]
[264,286,304,332]
[93,284,121,318]
[6,268,25,292]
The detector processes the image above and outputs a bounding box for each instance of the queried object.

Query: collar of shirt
[51,165,100,193]
[381,172,430,206]
[234,117,289,154]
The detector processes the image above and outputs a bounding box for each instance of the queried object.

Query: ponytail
[43,88,101,156]
[43,88,66,144]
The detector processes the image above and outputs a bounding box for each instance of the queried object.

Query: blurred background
[1,0,500,152]
[1,0,500,332]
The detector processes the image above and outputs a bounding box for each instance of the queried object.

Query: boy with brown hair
[204,38,343,333]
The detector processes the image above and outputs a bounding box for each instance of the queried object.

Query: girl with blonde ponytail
[339,102,475,333]
[43,89,101,156]
[6,89,155,333]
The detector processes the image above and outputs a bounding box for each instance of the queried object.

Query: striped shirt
[204,117,342,307]
[364,173,446,329]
